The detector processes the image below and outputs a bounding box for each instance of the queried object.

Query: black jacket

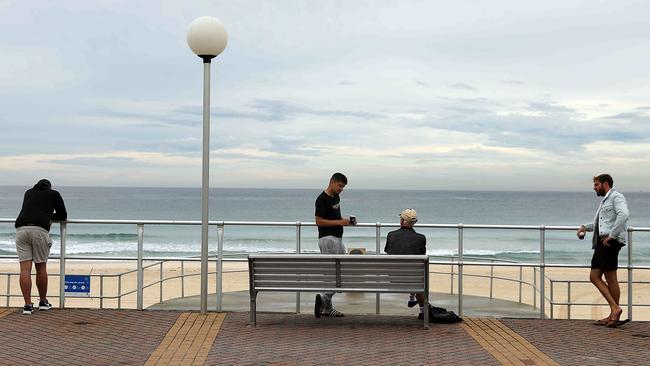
[384,227,426,255]
[15,180,67,231]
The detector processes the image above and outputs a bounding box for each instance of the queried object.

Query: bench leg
[250,292,257,327]
[424,292,430,329]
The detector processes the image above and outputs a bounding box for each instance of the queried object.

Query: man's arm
[384,232,394,254]
[609,193,629,239]
[577,214,596,238]
[51,192,67,221]
[420,236,427,255]
[315,216,349,227]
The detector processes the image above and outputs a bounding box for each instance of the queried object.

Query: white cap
[399,209,418,223]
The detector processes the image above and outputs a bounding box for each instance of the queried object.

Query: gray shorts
[318,236,346,254]
[15,226,52,263]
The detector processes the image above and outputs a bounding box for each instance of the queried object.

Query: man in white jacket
[577,173,629,327]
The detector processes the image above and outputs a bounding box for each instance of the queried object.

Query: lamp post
[187,16,228,314]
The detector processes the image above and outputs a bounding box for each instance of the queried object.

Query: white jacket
[584,188,629,247]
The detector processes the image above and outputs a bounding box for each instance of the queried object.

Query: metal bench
[248,254,430,327]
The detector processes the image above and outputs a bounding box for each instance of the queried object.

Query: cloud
[526,102,574,114]
[45,157,137,166]
[2,1,650,190]
[449,83,478,91]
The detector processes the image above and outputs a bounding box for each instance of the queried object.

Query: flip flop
[593,319,609,326]
[606,319,631,328]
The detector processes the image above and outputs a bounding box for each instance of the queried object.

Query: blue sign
[64,275,91,297]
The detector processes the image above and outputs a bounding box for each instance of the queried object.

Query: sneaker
[314,294,322,318]
[22,304,34,315]
[418,313,424,320]
[39,299,53,311]
[322,308,344,317]
[408,299,419,308]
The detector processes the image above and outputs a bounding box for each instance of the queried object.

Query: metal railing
[1,218,649,319]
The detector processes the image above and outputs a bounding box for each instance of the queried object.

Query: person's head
[326,172,347,196]
[34,179,52,190]
[593,174,613,197]
[399,208,418,228]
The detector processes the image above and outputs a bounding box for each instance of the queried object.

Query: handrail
[1,218,648,319]
[2,217,650,231]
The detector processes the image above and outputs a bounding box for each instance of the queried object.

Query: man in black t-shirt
[314,172,352,318]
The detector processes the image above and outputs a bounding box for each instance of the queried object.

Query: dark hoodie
[15,179,67,231]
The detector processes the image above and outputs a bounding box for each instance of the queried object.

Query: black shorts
[591,238,624,272]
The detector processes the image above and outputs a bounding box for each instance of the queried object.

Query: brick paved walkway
[1,308,649,365]
[462,318,559,366]
[145,312,226,366]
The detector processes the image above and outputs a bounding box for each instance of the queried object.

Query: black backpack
[428,305,463,323]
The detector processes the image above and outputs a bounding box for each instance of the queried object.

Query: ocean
[1,186,649,265]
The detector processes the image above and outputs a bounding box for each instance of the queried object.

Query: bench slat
[254,274,336,281]
[254,287,423,293]
[252,267,336,273]
[340,268,424,275]
[340,275,425,282]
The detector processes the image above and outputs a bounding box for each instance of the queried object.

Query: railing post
[6,274,11,307]
[159,262,163,303]
[489,260,494,299]
[295,221,301,314]
[59,222,67,309]
[518,266,523,303]
[566,281,571,320]
[627,227,633,320]
[458,224,463,316]
[376,222,381,315]
[100,275,104,309]
[118,275,122,309]
[533,268,537,310]
[549,280,554,319]
[181,261,185,298]
[450,258,454,295]
[539,225,546,319]
[137,223,144,310]
[216,223,224,312]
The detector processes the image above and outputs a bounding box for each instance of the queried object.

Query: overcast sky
[1,0,649,191]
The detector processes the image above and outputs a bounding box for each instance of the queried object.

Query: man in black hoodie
[15,179,67,315]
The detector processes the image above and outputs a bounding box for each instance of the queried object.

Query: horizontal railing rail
[1,218,648,319]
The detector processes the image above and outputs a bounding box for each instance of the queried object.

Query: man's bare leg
[19,260,33,305]
[604,270,622,321]
[34,262,48,302]
[590,269,621,321]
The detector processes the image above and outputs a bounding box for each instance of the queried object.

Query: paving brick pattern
[501,319,650,366]
[0,307,14,318]
[206,312,498,366]
[145,312,226,366]
[0,308,179,366]
[6,308,642,365]
[461,318,559,365]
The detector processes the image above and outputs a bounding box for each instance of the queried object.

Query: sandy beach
[1,259,649,321]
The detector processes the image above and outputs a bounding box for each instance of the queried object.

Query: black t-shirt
[315,191,343,238]
[15,187,67,232]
